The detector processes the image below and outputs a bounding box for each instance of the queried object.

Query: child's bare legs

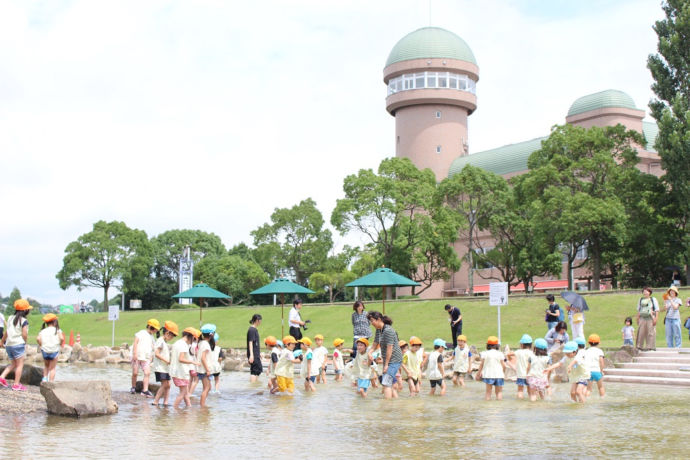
[48,359,58,382]
[174,385,188,409]
[494,385,503,400]
[570,383,578,402]
[596,380,605,397]
[43,360,50,380]
[214,375,220,392]
[429,385,436,396]
[517,384,525,399]
[162,380,171,405]
[575,383,587,403]
[458,374,465,387]
[440,381,447,396]
[452,374,459,386]
[359,388,367,398]
[153,380,165,405]
[528,386,537,402]
[407,378,415,395]
[200,377,211,407]
[484,383,493,400]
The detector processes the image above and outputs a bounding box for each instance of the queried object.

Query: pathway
[604,347,690,386]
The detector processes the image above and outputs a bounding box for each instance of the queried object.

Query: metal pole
[121,290,125,312]
[498,304,501,345]
[281,293,285,338]
[112,319,115,348]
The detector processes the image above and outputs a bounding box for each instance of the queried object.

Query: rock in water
[0,364,44,386]
[134,381,160,393]
[40,381,118,417]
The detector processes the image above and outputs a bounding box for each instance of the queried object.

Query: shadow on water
[1,365,689,458]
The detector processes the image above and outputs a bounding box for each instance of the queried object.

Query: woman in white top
[152,321,179,407]
[170,327,200,409]
[197,323,217,407]
[37,313,65,382]
[0,299,32,391]
[664,286,683,348]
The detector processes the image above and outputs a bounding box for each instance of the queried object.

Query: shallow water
[0,365,687,458]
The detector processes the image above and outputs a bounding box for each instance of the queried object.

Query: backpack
[638,297,654,319]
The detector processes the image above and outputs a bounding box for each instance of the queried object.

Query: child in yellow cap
[152,321,179,407]
[313,334,328,384]
[131,319,160,397]
[273,336,301,395]
[170,327,201,408]
[352,338,373,398]
[450,334,470,388]
[332,338,347,382]
[476,336,506,401]
[37,313,65,382]
[298,337,317,392]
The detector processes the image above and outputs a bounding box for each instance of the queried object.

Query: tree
[437,165,508,294]
[194,255,269,305]
[7,286,21,315]
[252,198,333,284]
[56,221,152,311]
[332,157,460,294]
[151,229,226,282]
[523,124,644,290]
[648,0,690,283]
[308,246,359,303]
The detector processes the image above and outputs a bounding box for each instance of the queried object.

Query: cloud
[0,0,662,303]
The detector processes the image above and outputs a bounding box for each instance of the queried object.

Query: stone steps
[633,356,690,364]
[603,375,690,386]
[604,368,690,379]
[615,362,688,370]
[604,349,690,386]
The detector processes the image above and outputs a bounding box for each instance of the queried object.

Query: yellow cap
[409,337,422,346]
[588,334,600,344]
[14,299,32,311]
[298,337,312,346]
[333,338,345,347]
[356,337,369,347]
[282,335,296,345]
[164,321,179,336]
[457,334,467,342]
[147,319,161,331]
[487,336,499,345]
[314,334,324,340]
[42,313,58,323]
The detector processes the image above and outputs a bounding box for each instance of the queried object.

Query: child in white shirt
[476,336,506,401]
[584,334,605,398]
[450,334,470,387]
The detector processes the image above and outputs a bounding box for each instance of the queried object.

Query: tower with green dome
[384,27,479,180]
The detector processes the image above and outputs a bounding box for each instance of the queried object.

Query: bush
[169,303,199,310]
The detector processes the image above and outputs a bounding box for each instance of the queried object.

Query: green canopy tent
[173,283,231,327]
[250,279,315,338]
[346,267,420,314]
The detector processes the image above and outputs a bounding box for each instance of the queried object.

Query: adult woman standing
[636,287,659,351]
[367,311,403,400]
[445,304,462,348]
[544,321,569,354]
[247,314,263,382]
[288,299,305,342]
[351,300,371,358]
[663,286,682,348]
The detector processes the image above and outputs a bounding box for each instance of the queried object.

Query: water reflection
[1,365,688,458]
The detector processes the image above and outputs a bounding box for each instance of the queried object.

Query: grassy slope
[24,290,690,349]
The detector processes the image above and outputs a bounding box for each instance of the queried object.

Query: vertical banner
[179,245,194,305]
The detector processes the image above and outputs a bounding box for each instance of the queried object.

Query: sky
[0,0,664,305]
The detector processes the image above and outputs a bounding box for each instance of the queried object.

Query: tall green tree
[56,221,152,311]
[252,198,332,284]
[437,165,507,294]
[308,246,359,303]
[7,286,22,315]
[151,229,226,282]
[194,254,269,305]
[332,158,460,294]
[648,0,690,283]
[523,124,644,290]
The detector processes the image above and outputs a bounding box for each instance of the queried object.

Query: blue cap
[276,340,284,348]
[574,336,586,346]
[563,341,578,353]
[433,338,446,348]
[293,349,303,358]
[214,333,219,342]
[200,323,217,334]
[534,338,548,350]
[519,334,533,344]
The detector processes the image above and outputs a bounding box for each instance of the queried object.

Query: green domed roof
[385,27,477,67]
[448,137,547,178]
[567,90,638,117]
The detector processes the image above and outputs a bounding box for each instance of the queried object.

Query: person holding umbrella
[288,299,306,342]
[561,291,589,340]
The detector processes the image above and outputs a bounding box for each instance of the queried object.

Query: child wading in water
[264,336,279,392]
[211,333,223,394]
[426,339,447,396]
[0,299,32,391]
[197,324,216,407]
[37,313,65,382]
[512,334,534,399]
[152,321,178,407]
[332,338,346,382]
[476,336,506,401]
[526,338,551,401]
[584,334,605,398]
[131,319,161,397]
[313,334,329,384]
[407,337,423,394]
[273,336,301,395]
[298,337,317,392]
[352,338,373,398]
[547,340,589,403]
[450,334,470,387]
[169,327,200,409]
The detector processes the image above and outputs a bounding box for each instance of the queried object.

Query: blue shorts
[334,369,343,375]
[6,344,26,360]
[197,373,208,380]
[42,351,59,360]
[357,378,370,391]
[623,339,634,346]
[381,362,401,387]
[589,371,602,382]
[576,380,589,385]
[306,375,316,383]
[483,378,504,386]
[516,378,528,387]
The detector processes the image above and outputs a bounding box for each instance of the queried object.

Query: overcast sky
[0,0,663,305]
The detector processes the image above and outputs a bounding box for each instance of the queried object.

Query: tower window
[435,111,441,118]
[397,136,400,144]
[436,145,442,154]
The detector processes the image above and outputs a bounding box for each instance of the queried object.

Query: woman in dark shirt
[445,304,462,348]
[247,314,262,382]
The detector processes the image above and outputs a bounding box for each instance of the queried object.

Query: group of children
[261,328,605,405]
[130,319,224,409]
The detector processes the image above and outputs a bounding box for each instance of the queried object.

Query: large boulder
[40,381,118,417]
[87,347,109,362]
[223,357,243,371]
[134,381,160,393]
[0,363,44,386]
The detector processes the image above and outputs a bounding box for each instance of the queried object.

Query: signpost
[489,282,509,345]
[108,304,119,347]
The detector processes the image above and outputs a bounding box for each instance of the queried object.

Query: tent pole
[281,293,285,338]
[382,286,386,315]
[200,297,203,328]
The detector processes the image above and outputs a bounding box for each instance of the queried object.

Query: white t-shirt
[527,355,551,378]
[583,346,604,373]
[665,297,682,320]
[275,349,295,378]
[268,346,280,377]
[427,350,444,380]
[152,336,170,373]
[453,346,470,373]
[622,325,634,340]
[313,346,328,370]
[5,315,28,347]
[134,330,155,361]
[196,340,212,374]
[480,349,505,379]
[514,348,535,379]
[564,350,590,381]
[0,314,5,328]
[38,326,62,353]
[169,339,193,379]
[353,352,372,379]
[332,348,344,371]
[210,345,222,374]
[288,307,301,328]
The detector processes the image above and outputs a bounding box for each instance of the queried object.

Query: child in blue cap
[546,340,589,403]
[512,334,534,399]
[526,338,551,401]
[197,323,216,407]
[426,338,447,396]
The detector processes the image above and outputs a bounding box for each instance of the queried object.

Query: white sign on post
[489,282,509,345]
[109,304,119,347]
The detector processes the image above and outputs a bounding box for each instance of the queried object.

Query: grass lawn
[22,289,690,350]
